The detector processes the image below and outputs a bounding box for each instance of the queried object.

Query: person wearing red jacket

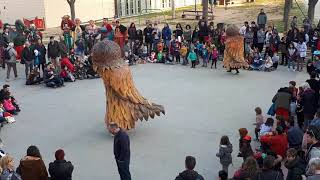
[260,126,288,158]
[60,57,75,73]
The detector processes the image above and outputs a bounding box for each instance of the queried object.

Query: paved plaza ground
[0,63,309,179]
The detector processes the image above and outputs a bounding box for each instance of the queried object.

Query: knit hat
[55,149,65,160]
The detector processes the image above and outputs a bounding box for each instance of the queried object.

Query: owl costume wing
[102,66,165,130]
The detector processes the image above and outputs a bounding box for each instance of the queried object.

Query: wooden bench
[181,10,214,20]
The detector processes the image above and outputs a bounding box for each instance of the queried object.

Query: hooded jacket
[175,170,204,180]
[284,157,306,180]
[16,156,48,180]
[216,144,233,166]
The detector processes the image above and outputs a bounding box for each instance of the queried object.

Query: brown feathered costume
[223,25,248,70]
[92,40,165,130]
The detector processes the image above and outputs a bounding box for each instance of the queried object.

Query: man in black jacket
[110,123,131,180]
[175,156,204,180]
[49,149,74,180]
[21,41,35,78]
[143,24,153,55]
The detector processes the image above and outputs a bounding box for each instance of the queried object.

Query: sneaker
[5,78,10,82]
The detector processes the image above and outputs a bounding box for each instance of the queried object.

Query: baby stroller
[74,57,87,80]
[84,56,99,79]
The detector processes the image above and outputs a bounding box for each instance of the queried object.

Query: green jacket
[188,52,197,61]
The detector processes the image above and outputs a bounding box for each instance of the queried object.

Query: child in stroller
[84,55,99,79]
[74,56,87,80]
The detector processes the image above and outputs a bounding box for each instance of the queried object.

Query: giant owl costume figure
[92,40,165,130]
[223,24,248,72]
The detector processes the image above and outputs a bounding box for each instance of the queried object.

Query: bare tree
[283,0,293,31]
[172,0,176,19]
[67,0,76,20]
[308,0,319,23]
[202,0,209,21]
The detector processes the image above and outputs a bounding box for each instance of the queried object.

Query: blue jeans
[287,58,295,69]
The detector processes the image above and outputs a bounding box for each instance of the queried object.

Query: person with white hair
[4,42,18,81]
[307,158,320,179]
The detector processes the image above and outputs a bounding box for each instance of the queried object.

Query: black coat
[22,47,34,63]
[284,157,306,180]
[49,160,74,180]
[301,88,317,116]
[128,27,137,40]
[48,41,60,59]
[306,79,320,94]
[143,27,153,43]
[254,170,284,180]
[114,129,130,162]
[175,170,204,180]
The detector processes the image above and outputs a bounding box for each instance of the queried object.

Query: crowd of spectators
[0,7,320,180]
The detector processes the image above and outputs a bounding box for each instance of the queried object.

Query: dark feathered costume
[92,40,165,130]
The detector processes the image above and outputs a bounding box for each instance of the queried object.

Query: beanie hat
[55,149,65,160]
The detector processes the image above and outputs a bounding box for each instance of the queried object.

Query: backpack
[4,48,11,60]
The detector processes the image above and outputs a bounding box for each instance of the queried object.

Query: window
[119,0,122,16]
[162,0,165,8]
[130,0,134,14]
[126,0,129,15]
[137,0,141,13]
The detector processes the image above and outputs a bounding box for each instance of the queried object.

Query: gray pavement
[0,63,309,179]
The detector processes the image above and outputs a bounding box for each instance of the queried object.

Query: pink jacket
[3,99,15,111]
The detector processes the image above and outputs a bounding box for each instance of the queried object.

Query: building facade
[116,0,202,17]
[0,0,115,28]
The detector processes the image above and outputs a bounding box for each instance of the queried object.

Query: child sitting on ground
[60,66,75,82]
[216,135,233,174]
[260,118,274,136]
[2,95,18,115]
[250,48,263,70]
[148,51,157,63]
[272,52,280,70]
[157,51,165,63]
[254,107,264,141]
[26,68,42,85]
[264,55,274,72]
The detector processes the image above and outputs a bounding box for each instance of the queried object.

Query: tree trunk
[67,0,76,20]
[283,0,292,31]
[202,0,209,21]
[308,0,318,23]
[172,0,176,19]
